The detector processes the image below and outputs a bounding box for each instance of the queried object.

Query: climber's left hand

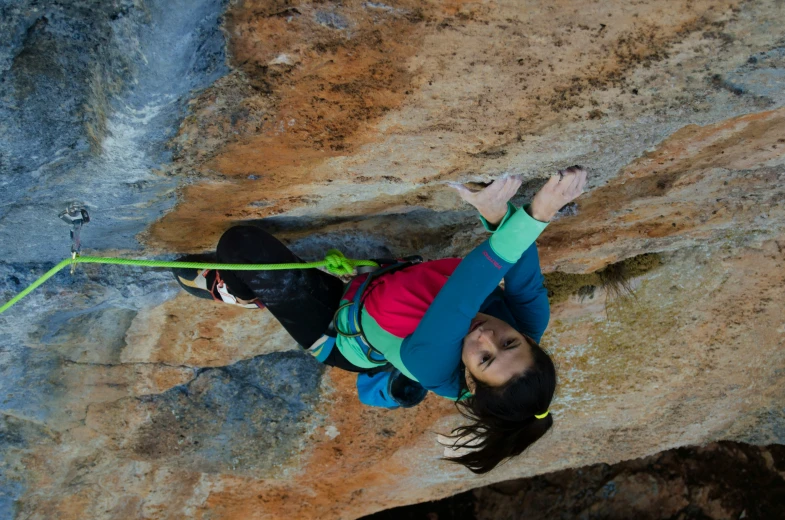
[450,174,523,226]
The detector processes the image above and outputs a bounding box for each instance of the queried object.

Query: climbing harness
[332,255,424,364]
[0,208,379,315]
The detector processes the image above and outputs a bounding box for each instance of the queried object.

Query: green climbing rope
[0,249,378,315]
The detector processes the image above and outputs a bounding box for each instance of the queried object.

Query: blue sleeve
[399,203,549,397]
[503,242,550,344]
[400,241,514,396]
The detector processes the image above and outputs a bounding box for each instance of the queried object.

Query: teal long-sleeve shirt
[335,202,550,398]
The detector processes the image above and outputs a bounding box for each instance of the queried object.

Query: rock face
[1,0,784,519]
[0,0,228,263]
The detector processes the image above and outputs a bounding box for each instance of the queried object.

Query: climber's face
[462,313,534,388]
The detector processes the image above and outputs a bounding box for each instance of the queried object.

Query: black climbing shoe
[172,253,219,300]
[172,253,264,309]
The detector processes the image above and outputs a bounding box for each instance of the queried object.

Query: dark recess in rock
[363,441,785,520]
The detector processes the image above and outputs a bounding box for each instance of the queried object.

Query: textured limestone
[1,0,785,519]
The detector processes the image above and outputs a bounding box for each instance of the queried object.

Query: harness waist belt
[333,256,423,364]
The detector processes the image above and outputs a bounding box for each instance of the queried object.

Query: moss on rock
[544,253,662,304]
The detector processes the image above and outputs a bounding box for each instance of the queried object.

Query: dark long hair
[446,336,556,474]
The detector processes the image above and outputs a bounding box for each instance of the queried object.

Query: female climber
[173,166,588,474]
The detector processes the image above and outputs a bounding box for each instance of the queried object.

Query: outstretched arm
[400,168,587,396]
[400,214,545,395]
[504,241,549,343]
[482,167,587,343]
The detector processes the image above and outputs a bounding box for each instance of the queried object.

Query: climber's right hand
[529,165,587,222]
[449,174,523,226]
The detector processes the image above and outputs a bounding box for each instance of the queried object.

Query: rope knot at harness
[323,249,356,276]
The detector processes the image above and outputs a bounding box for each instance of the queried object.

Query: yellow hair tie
[534,410,550,420]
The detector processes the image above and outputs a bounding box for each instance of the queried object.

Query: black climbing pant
[215,225,369,373]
